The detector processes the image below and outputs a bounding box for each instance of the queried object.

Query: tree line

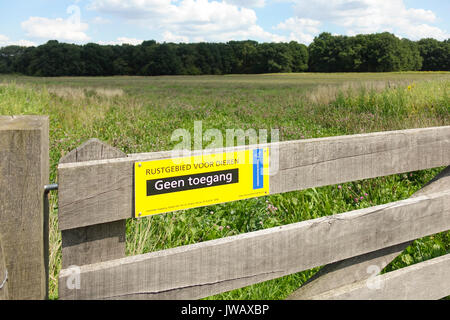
[0,32,448,76]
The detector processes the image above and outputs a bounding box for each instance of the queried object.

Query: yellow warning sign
[134,148,269,218]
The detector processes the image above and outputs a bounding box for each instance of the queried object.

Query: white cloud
[290,0,449,40]
[0,34,36,47]
[98,37,144,45]
[10,39,37,47]
[224,0,265,8]
[88,0,178,20]
[163,31,190,43]
[274,17,321,44]
[92,16,111,24]
[401,24,450,41]
[89,0,282,42]
[21,16,90,42]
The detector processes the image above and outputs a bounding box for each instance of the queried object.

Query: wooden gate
[0,116,449,300]
[56,126,450,300]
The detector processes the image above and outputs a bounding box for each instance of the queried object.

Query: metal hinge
[44,184,58,195]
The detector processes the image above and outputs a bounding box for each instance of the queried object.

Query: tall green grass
[0,73,449,300]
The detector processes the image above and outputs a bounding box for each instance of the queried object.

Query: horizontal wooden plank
[307,253,450,300]
[287,242,412,300]
[287,165,450,300]
[58,126,450,230]
[58,188,450,300]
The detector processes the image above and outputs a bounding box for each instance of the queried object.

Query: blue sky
[0,0,448,47]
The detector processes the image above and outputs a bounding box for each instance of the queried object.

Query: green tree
[288,41,308,72]
[0,46,29,74]
[418,38,449,71]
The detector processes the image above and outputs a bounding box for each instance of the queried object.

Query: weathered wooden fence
[0,115,449,300]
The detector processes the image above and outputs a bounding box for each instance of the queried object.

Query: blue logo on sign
[253,149,264,190]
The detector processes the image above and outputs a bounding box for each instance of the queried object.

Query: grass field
[0,72,449,300]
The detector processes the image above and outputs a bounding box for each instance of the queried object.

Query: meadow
[0,72,449,300]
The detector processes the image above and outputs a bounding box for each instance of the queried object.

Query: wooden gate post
[59,139,127,269]
[0,116,49,300]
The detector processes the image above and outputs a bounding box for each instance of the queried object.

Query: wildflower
[218,226,223,231]
[364,193,368,196]
[226,226,230,229]
[267,203,278,214]
[360,196,364,200]
[338,185,342,189]
[210,211,214,215]
[354,198,359,202]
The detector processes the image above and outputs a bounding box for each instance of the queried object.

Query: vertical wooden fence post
[59,139,127,270]
[0,116,49,300]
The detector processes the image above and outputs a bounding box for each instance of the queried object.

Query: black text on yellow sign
[134,148,269,217]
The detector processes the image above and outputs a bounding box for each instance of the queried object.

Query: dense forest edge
[0,32,449,76]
